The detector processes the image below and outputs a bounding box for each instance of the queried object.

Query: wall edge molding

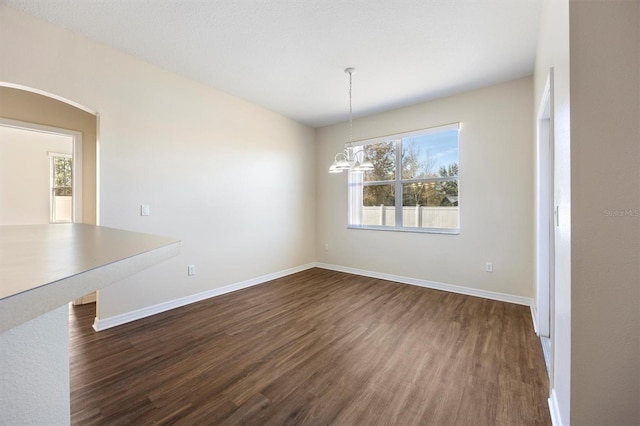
[315,262,533,307]
[0,82,97,115]
[94,261,534,331]
[93,262,317,331]
[531,303,539,334]
[548,388,563,426]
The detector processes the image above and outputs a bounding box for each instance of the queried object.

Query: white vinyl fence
[52,195,72,223]
[362,205,458,229]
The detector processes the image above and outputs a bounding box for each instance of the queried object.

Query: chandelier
[328,68,374,173]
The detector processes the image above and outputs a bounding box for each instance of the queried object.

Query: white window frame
[348,123,460,234]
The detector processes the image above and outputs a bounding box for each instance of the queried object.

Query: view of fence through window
[348,124,459,232]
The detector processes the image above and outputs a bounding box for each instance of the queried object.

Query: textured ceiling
[3,0,543,128]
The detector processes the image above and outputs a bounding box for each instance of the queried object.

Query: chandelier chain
[328,67,373,174]
[348,70,353,144]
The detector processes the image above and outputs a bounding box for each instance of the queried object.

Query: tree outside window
[348,124,459,233]
[53,156,72,196]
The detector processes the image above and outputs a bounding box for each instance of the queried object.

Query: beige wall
[569,1,640,424]
[316,77,534,300]
[7,3,639,423]
[0,87,97,224]
[0,126,73,224]
[0,5,316,319]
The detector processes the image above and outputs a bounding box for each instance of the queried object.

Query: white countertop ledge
[0,224,181,332]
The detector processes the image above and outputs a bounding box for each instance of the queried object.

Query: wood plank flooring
[70,268,551,425]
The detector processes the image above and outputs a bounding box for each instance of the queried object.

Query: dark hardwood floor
[70,268,551,425]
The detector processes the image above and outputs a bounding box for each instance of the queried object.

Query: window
[49,152,73,223]
[348,123,459,233]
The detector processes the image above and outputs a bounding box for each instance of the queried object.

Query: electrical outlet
[324,243,329,251]
[140,204,151,216]
[188,265,196,276]
[485,262,493,272]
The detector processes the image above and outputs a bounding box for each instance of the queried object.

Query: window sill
[347,225,460,235]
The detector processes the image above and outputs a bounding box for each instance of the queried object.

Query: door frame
[535,68,555,383]
[0,117,83,223]
[536,69,555,336]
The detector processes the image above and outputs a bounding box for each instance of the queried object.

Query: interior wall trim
[548,388,563,426]
[94,262,534,332]
[531,303,539,335]
[315,262,533,307]
[93,263,317,331]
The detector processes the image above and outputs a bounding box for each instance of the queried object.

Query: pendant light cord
[348,70,353,145]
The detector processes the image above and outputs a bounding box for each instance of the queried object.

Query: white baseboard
[548,388,563,426]
[315,263,533,307]
[93,263,317,331]
[94,262,534,331]
[530,304,539,334]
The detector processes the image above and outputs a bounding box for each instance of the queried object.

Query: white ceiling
[3,0,543,128]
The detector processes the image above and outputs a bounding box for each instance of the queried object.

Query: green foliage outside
[362,141,396,206]
[361,141,458,207]
[53,157,72,196]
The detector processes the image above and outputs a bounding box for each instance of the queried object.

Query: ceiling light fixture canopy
[328,68,374,174]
